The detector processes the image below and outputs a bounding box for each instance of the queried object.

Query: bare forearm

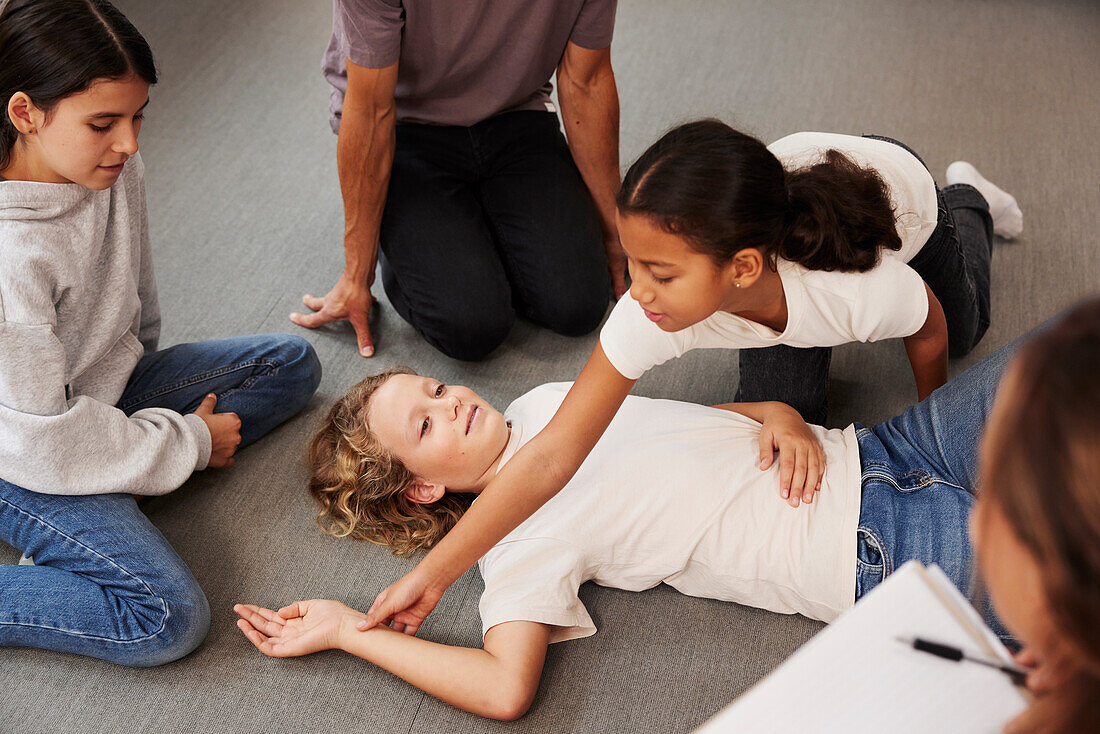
[905,284,950,401]
[416,421,593,587]
[558,56,620,241]
[336,92,395,281]
[339,620,548,720]
[712,400,797,424]
[905,333,948,401]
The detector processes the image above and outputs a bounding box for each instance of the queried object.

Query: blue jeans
[853,329,1033,642]
[0,334,320,666]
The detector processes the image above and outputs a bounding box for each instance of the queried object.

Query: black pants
[378,110,609,361]
[735,139,994,426]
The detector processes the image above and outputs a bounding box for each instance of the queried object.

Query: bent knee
[522,274,608,337]
[424,313,514,361]
[122,584,211,668]
[269,334,322,407]
[537,295,607,337]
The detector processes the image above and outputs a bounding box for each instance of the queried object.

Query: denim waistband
[853,422,887,476]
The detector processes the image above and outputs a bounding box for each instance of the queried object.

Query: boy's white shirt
[0,155,211,495]
[600,131,936,381]
[476,384,862,643]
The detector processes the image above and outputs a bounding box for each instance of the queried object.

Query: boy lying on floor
[236,345,1015,720]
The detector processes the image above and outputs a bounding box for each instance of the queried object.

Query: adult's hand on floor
[291,271,376,357]
[194,393,241,468]
[357,568,445,637]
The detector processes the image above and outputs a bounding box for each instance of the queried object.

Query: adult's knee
[535,289,608,338]
[424,310,515,361]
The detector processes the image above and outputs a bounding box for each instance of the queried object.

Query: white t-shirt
[769,132,939,264]
[476,384,862,643]
[600,132,936,380]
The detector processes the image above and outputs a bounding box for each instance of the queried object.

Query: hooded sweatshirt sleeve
[0,319,210,495]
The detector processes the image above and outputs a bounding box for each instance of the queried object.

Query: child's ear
[404,480,446,505]
[728,248,765,286]
[7,92,40,135]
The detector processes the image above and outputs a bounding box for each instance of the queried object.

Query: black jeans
[735,137,994,425]
[378,110,609,361]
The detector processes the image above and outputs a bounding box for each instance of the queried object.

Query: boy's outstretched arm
[360,343,636,636]
[235,601,550,721]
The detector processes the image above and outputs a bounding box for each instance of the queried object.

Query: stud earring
[734,281,742,288]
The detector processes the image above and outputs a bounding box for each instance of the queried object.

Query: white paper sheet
[694,562,1029,733]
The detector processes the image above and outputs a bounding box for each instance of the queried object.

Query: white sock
[946,161,1023,239]
[18,554,34,565]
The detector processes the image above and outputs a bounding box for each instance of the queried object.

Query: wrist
[763,401,792,419]
[415,554,457,596]
[338,266,374,292]
[336,612,370,650]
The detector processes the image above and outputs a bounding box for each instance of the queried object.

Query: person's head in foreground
[973,296,1100,732]
[308,367,510,556]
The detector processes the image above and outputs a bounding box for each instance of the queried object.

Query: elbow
[484,682,537,721]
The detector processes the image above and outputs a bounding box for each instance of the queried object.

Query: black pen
[896,636,1029,686]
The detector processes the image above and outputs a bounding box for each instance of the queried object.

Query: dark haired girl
[352,121,1025,640]
[0,0,320,665]
[610,121,1022,429]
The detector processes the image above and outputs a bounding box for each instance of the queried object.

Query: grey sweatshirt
[0,154,211,495]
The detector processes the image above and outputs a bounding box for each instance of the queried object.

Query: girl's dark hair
[0,0,157,170]
[617,120,902,272]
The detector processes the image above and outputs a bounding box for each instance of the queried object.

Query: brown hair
[307,368,474,557]
[980,297,1100,732]
[617,120,902,272]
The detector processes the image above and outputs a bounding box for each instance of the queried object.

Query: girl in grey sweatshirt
[0,0,320,666]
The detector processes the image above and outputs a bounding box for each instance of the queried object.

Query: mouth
[466,406,479,435]
[98,160,127,173]
[643,308,666,324]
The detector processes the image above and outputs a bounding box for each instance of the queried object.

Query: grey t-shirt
[323,0,617,130]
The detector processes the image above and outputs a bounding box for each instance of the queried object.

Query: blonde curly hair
[307,368,474,556]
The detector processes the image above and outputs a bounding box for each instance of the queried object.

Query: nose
[629,273,652,305]
[445,394,461,420]
[114,124,139,156]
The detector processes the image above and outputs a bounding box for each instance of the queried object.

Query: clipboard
[693,562,1029,733]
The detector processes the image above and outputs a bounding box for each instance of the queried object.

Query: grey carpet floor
[1,1,1098,732]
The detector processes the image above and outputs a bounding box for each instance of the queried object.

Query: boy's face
[367,374,510,493]
[7,76,149,190]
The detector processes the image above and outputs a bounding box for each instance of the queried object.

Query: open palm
[234,599,363,658]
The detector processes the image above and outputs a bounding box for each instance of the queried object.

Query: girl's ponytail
[618,120,901,273]
[0,0,157,171]
[780,149,902,272]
